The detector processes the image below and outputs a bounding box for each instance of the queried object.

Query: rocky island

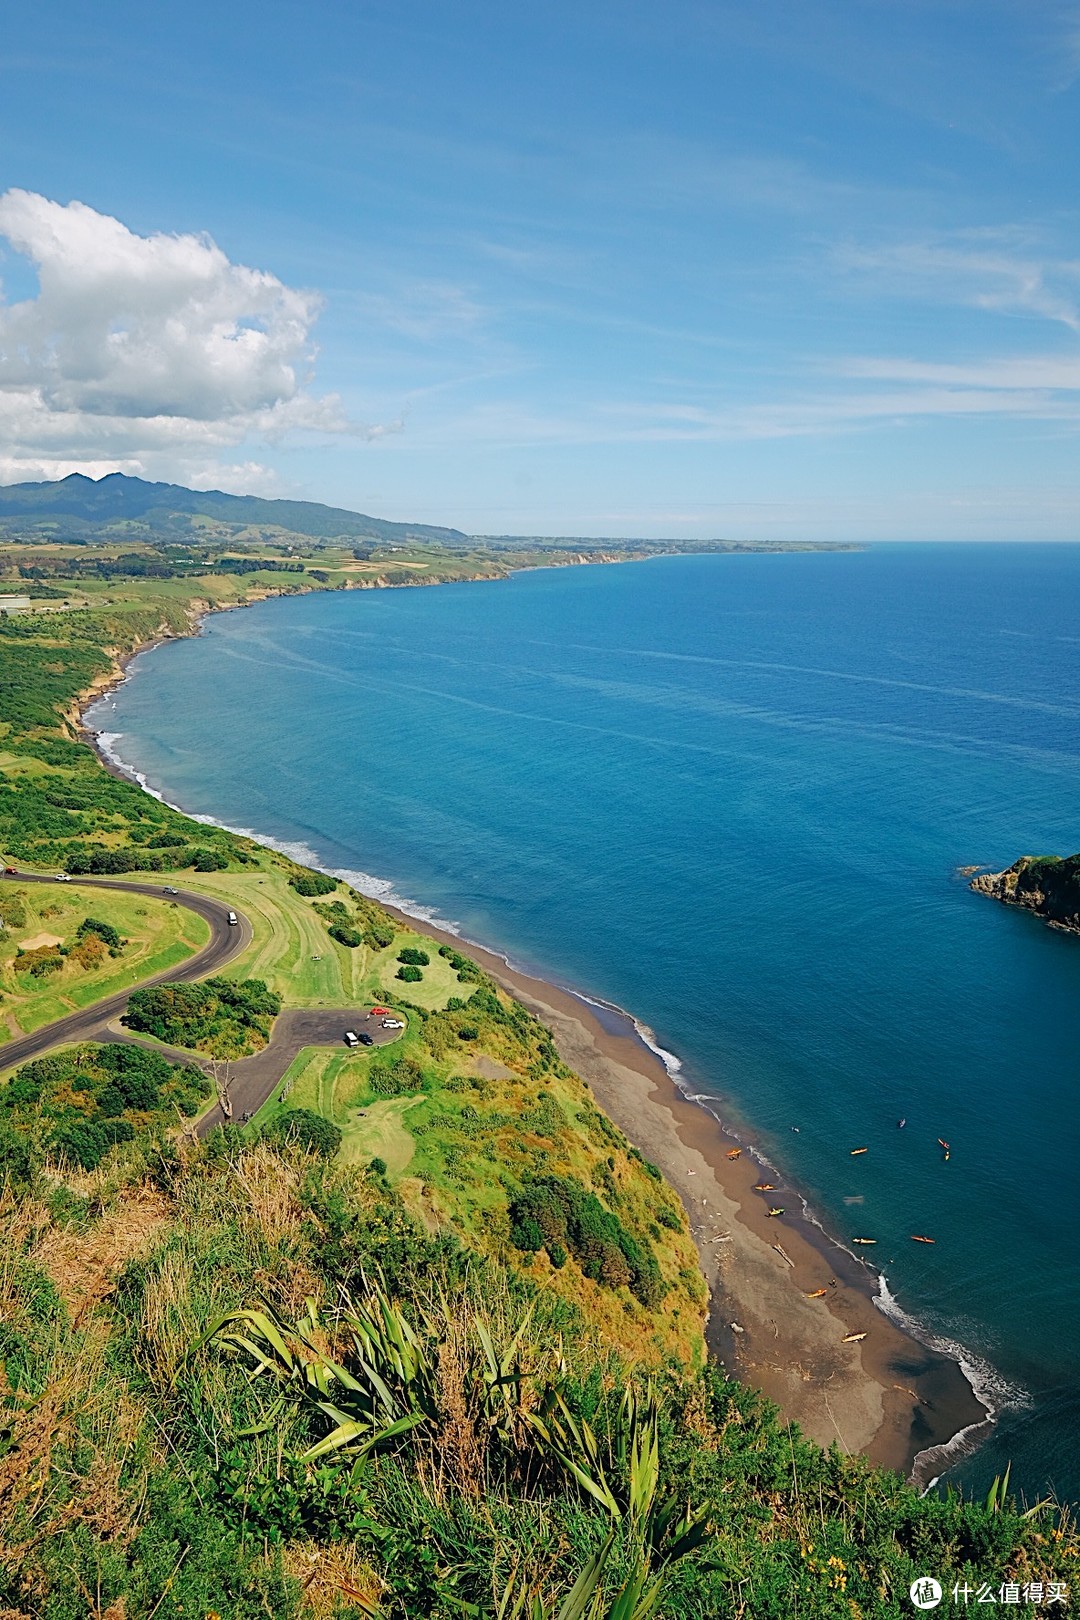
[971,852,1080,934]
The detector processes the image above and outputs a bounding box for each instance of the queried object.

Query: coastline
[76,595,991,1486]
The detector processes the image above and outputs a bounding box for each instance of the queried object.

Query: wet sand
[383,904,989,1480]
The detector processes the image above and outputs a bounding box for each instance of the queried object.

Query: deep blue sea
[93,544,1080,1503]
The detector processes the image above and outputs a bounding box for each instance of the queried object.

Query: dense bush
[397,963,423,982]
[125,977,281,1054]
[365,921,396,949]
[288,870,338,896]
[368,1055,426,1097]
[329,923,363,948]
[76,914,125,951]
[262,1107,342,1158]
[398,946,430,966]
[510,1173,665,1307]
[0,1043,210,1174]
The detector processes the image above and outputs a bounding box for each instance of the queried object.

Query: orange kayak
[910,1235,936,1244]
[805,1288,827,1298]
[754,1182,775,1192]
[726,1147,742,1159]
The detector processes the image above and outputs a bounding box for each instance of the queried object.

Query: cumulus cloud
[0,190,386,484]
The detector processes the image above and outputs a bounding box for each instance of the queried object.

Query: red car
[4,867,16,875]
[370,1006,391,1017]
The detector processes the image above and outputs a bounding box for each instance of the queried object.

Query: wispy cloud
[834,228,1080,331]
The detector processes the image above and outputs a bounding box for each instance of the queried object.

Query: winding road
[0,872,400,1134]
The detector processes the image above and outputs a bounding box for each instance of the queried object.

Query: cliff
[971,852,1080,934]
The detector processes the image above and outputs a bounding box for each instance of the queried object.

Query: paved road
[0,871,401,1131]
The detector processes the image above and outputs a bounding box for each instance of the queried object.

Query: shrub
[192,847,228,872]
[51,1117,135,1171]
[289,870,338,897]
[329,924,363,948]
[263,1108,342,1159]
[396,964,423,982]
[368,1057,425,1097]
[77,915,124,951]
[398,946,430,966]
[365,923,396,950]
[508,1174,664,1307]
[15,945,64,977]
[368,1156,388,1177]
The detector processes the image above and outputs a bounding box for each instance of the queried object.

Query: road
[0,871,400,1133]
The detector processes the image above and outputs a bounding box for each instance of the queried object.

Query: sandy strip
[385,906,988,1479]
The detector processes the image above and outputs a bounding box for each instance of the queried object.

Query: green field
[0,883,209,1041]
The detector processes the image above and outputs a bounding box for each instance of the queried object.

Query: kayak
[754,1182,775,1192]
[726,1147,742,1159]
[766,1207,785,1217]
[850,1147,868,1155]
[805,1288,827,1298]
[842,1332,867,1344]
[910,1235,936,1244]
[852,1237,877,1245]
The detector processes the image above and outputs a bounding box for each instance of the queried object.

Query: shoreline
[77,603,991,1485]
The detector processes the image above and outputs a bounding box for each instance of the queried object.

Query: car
[55,872,71,882]
[357,1031,374,1046]
[163,885,179,895]
[4,866,17,875]
[227,910,238,926]
[381,1018,405,1030]
[343,1030,360,1047]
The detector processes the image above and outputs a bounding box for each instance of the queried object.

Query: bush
[368,1156,388,1177]
[398,946,430,966]
[51,1117,135,1171]
[289,871,338,897]
[192,847,228,872]
[77,915,124,951]
[396,964,423,982]
[368,1057,426,1098]
[263,1108,342,1158]
[15,945,65,977]
[125,977,281,1053]
[365,923,396,950]
[508,1174,664,1306]
[329,924,363,948]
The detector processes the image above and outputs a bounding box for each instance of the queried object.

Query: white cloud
[0,190,386,483]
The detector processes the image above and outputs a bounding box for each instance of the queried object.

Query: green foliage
[365,921,396,950]
[262,1107,343,1158]
[289,869,339,896]
[126,975,281,1054]
[398,946,431,966]
[510,1176,665,1308]
[76,913,124,950]
[329,922,364,948]
[192,845,229,871]
[397,963,423,982]
[368,1055,427,1097]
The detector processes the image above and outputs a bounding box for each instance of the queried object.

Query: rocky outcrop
[971,853,1080,934]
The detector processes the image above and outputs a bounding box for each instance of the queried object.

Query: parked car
[55,872,71,882]
[4,866,17,875]
[381,1018,405,1030]
[344,1030,360,1047]
[357,1031,374,1046]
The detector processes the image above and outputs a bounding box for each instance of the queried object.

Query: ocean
[90,543,1080,1503]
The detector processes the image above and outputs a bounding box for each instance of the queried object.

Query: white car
[54,872,71,882]
[381,1018,405,1030]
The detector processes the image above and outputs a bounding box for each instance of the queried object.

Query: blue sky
[2,0,1079,539]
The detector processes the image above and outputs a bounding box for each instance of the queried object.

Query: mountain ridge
[0,471,470,545]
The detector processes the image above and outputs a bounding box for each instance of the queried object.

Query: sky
[2,0,1080,540]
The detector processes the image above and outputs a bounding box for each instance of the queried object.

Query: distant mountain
[0,472,470,546]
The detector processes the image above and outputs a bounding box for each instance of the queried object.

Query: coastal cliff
[971,852,1080,933]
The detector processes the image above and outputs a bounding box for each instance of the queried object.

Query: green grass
[0,884,209,1039]
[375,932,461,1008]
[338,1095,420,1172]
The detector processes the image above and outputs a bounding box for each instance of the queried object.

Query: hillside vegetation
[0,509,1074,1615]
[971,852,1080,933]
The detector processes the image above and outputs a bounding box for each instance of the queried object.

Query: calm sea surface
[94,544,1080,1502]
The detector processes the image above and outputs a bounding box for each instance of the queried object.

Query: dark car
[357,1031,374,1046]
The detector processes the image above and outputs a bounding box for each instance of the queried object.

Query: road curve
[0,871,253,1073]
[1,871,403,1132]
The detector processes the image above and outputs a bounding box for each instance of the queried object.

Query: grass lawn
[338,1096,419,1173]
[375,932,460,1009]
[0,885,209,1041]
